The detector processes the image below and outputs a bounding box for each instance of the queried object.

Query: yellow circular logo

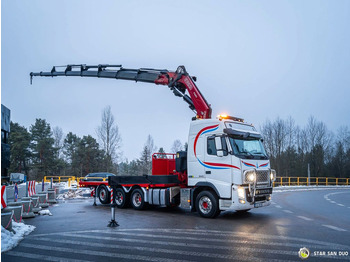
[298,247,310,260]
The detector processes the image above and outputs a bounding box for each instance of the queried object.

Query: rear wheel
[130,188,147,210]
[196,190,220,218]
[115,188,129,208]
[98,185,110,204]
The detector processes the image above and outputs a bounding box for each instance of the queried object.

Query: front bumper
[219,184,272,211]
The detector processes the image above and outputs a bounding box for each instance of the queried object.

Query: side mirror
[215,136,224,157]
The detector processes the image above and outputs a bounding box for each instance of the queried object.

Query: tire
[130,188,147,210]
[98,185,110,204]
[115,188,129,208]
[195,190,220,218]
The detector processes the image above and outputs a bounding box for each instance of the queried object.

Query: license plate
[254,202,263,208]
[255,188,272,195]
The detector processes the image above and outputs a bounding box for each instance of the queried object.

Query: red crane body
[30,65,212,119]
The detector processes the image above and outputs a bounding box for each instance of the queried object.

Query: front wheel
[98,185,110,204]
[130,188,147,210]
[115,188,129,208]
[195,190,220,218]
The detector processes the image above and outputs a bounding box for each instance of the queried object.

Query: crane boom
[30,64,212,119]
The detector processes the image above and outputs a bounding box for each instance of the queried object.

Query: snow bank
[57,188,91,200]
[38,210,52,216]
[1,222,35,253]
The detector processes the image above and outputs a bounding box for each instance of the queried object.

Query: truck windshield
[228,137,268,160]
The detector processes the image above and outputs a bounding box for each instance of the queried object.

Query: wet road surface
[2,188,350,261]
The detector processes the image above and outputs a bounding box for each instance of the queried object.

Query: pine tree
[9,122,31,175]
[30,119,58,179]
[76,135,104,176]
[63,132,81,176]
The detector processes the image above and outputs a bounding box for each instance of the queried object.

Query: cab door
[204,136,232,198]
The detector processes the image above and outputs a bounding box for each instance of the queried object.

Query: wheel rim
[132,192,142,207]
[199,196,212,214]
[116,191,124,205]
[100,189,106,201]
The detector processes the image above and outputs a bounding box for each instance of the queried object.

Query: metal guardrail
[44,176,107,188]
[273,177,350,187]
[44,176,350,188]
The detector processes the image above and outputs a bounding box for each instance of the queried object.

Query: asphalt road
[2,188,350,262]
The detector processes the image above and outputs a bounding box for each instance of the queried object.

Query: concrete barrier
[21,200,35,218]
[53,185,60,196]
[30,195,41,213]
[1,211,13,231]
[38,192,49,208]
[2,205,23,223]
[47,189,57,204]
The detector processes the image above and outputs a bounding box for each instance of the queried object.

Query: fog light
[267,196,271,201]
[239,199,246,204]
[237,187,245,199]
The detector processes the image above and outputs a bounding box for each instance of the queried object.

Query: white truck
[31,64,276,218]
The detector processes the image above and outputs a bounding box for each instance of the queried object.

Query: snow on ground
[38,210,52,216]
[1,222,35,253]
[57,188,92,200]
[273,185,350,193]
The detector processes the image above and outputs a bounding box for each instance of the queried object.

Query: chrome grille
[244,170,270,184]
[256,170,269,183]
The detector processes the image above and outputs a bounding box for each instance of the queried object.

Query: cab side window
[207,137,217,155]
[207,137,228,156]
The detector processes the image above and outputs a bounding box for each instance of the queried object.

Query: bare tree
[337,126,350,152]
[139,135,157,174]
[171,139,183,153]
[53,126,64,158]
[261,120,274,157]
[96,106,122,171]
[285,116,296,149]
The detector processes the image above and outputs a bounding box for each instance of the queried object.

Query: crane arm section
[30,64,212,119]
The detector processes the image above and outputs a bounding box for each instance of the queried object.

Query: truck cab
[186,115,276,216]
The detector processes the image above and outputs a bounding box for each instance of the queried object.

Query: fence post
[326,178,328,186]
[316,177,318,186]
[68,178,71,188]
[280,177,283,186]
[288,177,291,186]
[25,181,29,197]
[336,178,338,186]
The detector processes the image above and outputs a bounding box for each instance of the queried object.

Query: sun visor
[223,128,262,140]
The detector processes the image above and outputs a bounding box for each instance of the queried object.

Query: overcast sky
[2,0,350,161]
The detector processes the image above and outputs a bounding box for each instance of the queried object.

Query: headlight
[270,169,276,181]
[247,173,256,182]
[244,170,256,183]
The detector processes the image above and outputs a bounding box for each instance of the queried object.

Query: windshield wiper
[238,151,254,159]
[252,152,268,158]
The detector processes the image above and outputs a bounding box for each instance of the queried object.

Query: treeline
[9,106,186,180]
[9,109,350,180]
[261,116,350,178]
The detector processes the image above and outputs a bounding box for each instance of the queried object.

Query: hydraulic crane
[30,63,276,218]
[30,64,212,119]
